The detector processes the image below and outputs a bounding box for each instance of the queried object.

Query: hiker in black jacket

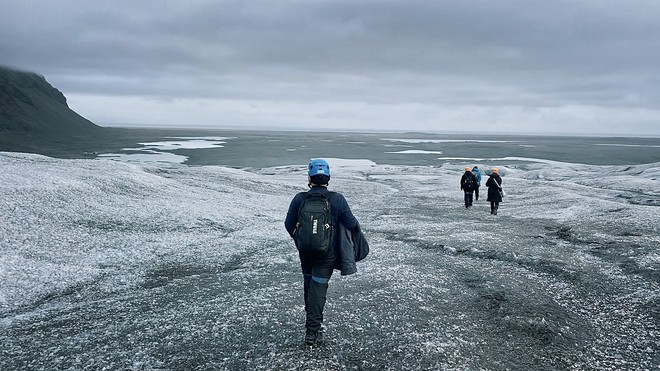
[460,166,477,208]
[485,167,504,215]
[284,158,366,348]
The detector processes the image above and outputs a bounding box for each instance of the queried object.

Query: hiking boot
[304,325,326,348]
[304,329,319,348]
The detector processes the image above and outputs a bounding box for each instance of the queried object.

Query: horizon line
[97,123,660,139]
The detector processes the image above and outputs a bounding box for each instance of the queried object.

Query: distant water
[96,130,660,168]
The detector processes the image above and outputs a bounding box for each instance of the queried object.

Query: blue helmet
[308,158,330,176]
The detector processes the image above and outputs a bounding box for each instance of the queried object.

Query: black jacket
[460,171,477,192]
[485,174,503,202]
[336,222,369,275]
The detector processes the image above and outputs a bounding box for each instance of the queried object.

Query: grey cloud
[2,0,660,133]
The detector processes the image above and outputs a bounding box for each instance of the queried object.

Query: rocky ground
[1,152,658,370]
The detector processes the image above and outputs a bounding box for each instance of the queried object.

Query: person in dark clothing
[460,166,477,208]
[285,158,361,348]
[485,167,503,215]
[472,166,482,201]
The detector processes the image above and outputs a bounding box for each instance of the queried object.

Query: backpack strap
[305,190,336,200]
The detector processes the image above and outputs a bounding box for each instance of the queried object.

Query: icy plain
[1,151,659,370]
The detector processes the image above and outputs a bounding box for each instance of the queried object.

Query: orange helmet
[464,166,471,171]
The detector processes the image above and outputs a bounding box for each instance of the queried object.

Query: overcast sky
[2,0,660,135]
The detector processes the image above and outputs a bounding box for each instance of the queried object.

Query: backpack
[294,192,336,255]
[463,173,475,191]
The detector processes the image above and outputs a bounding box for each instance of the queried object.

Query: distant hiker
[285,158,368,349]
[472,166,482,201]
[485,168,503,215]
[460,166,477,208]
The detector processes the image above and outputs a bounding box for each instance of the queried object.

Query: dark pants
[299,249,336,332]
[490,201,499,214]
[464,191,474,208]
[474,186,480,200]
